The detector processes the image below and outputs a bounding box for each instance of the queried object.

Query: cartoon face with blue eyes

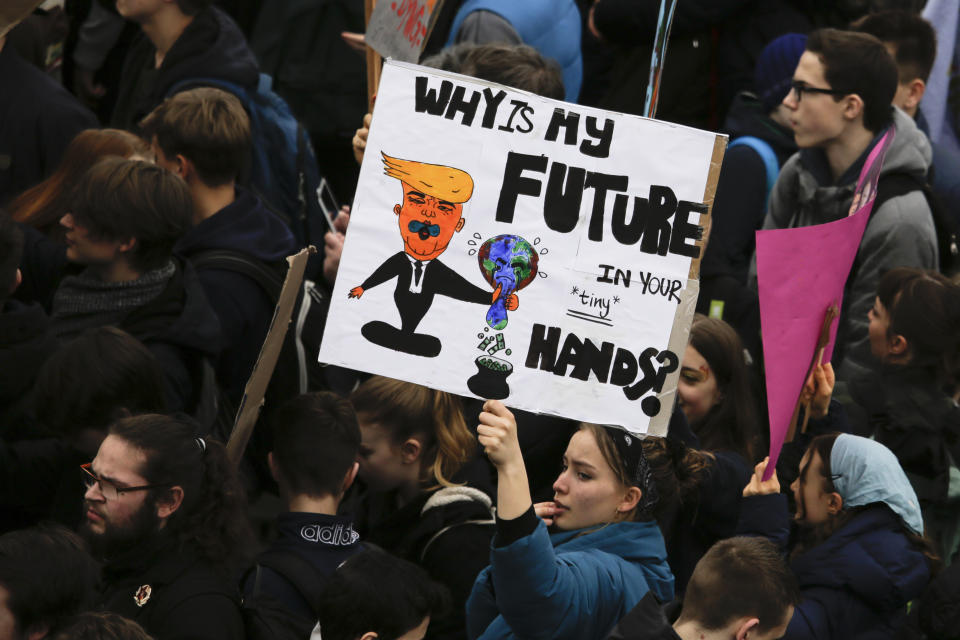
[478,235,538,329]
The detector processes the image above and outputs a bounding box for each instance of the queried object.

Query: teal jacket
[466,519,675,640]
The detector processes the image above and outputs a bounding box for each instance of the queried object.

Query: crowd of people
[2,0,960,639]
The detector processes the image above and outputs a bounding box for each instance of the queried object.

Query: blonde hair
[351,377,475,488]
[382,153,474,203]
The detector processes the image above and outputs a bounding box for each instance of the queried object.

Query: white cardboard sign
[319,61,725,435]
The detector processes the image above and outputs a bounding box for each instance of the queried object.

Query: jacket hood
[792,505,930,611]
[157,6,259,98]
[800,107,933,194]
[774,107,933,230]
[552,520,674,603]
[723,92,797,163]
[121,259,222,357]
[175,188,297,263]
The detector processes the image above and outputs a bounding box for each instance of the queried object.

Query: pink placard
[758,128,895,479]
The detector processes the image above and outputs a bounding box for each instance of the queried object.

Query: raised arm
[477,400,531,519]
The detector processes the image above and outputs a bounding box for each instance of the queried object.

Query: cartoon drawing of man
[348,153,517,357]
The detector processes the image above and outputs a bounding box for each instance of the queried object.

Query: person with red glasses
[80,414,253,640]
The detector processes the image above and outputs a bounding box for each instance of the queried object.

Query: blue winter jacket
[738,494,931,640]
[446,0,583,103]
[466,519,674,640]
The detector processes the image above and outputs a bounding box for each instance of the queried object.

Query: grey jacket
[757,108,938,381]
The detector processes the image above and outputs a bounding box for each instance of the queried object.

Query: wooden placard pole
[365,0,382,110]
[226,246,317,466]
[785,303,839,443]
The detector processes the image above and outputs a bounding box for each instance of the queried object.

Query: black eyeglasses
[789,80,848,101]
[81,463,169,500]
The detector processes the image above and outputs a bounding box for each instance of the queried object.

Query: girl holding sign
[468,401,674,640]
[739,435,935,639]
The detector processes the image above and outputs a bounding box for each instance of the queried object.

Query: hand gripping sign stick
[784,303,839,444]
[227,246,316,466]
[643,0,679,119]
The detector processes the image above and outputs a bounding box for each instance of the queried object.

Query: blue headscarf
[831,434,924,536]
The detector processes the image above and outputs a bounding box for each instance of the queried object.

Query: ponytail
[641,437,713,540]
[108,414,254,572]
[351,377,475,488]
[877,268,960,384]
[429,389,476,487]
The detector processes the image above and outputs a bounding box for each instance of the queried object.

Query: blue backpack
[168,74,325,250]
[727,135,779,209]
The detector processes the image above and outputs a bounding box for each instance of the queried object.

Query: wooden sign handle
[786,303,839,442]
[365,0,382,111]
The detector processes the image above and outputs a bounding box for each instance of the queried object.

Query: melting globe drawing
[477,234,539,330]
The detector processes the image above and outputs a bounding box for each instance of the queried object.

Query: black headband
[603,426,658,516]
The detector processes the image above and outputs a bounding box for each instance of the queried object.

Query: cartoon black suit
[349,153,517,358]
[357,252,492,357]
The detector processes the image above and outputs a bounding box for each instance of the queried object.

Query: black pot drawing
[467,355,513,399]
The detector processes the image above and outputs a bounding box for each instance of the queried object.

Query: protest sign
[366,0,444,63]
[757,128,895,478]
[319,61,726,435]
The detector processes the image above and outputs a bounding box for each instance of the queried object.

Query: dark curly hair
[109,414,254,572]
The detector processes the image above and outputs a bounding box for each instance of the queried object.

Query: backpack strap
[189,249,285,303]
[871,172,959,274]
[871,172,924,213]
[249,548,329,619]
[728,136,779,207]
[167,76,247,101]
[419,518,496,563]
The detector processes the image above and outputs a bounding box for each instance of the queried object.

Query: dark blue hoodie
[175,188,296,401]
[738,495,931,640]
[242,512,361,621]
[111,5,260,130]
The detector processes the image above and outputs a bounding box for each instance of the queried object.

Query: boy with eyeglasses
[754,28,938,384]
